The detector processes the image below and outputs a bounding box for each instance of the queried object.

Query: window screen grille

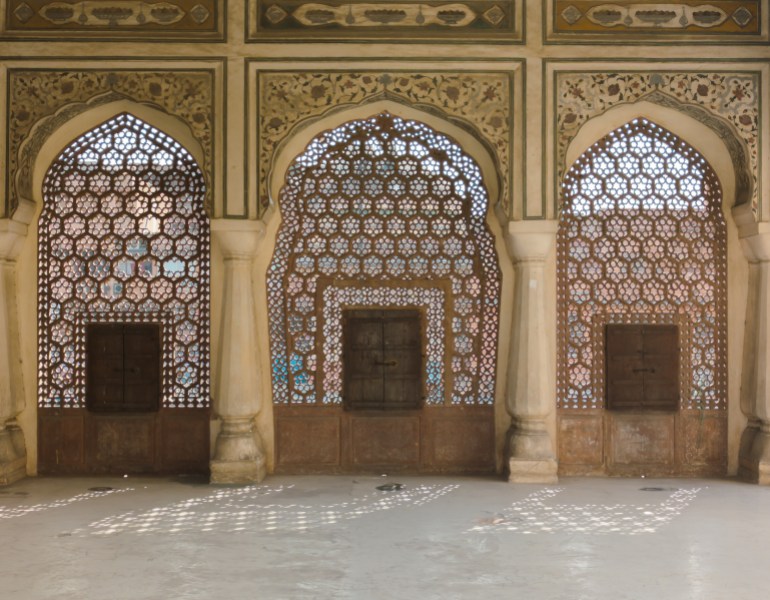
[268,113,501,406]
[39,113,210,409]
[557,119,727,411]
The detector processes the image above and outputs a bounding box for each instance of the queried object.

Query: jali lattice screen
[39,113,210,409]
[557,118,727,411]
[268,113,501,405]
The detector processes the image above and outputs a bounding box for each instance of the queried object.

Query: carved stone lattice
[268,113,501,406]
[39,113,210,409]
[557,119,727,411]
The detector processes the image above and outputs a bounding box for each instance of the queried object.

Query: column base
[0,428,26,486]
[210,457,266,485]
[738,423,770,485]
[507,458,558,484]
[209,416,267,484]
[504,421,558,484]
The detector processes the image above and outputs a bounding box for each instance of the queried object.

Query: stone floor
[1,474,768,599]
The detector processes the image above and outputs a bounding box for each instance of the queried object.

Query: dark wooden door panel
[87,323,161,413]
[606,324,679,411]
[343,309,422,410]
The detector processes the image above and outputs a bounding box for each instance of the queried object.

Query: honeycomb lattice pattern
[39,113,210,409]
[557,119,727,411]
[268,113,501,405]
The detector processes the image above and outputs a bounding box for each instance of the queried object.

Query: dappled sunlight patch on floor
[0,488,132,520]
[72,483,459,536]
[469,487,703,535]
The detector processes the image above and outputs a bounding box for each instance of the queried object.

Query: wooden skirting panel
[38,408,210,475]
[558,409,726,477]
[274,405,495,474]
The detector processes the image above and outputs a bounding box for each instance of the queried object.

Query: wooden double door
[343,309,423,411]
[39,323,209,475]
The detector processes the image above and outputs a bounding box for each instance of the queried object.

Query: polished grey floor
[1,474,768,599]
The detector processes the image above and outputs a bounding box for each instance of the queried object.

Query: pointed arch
[563,95,752,209]
[558,118,727,412]
[38,112,210,409]
[268,112,502,407]
[267,98,502,218]
[18,97,208,215]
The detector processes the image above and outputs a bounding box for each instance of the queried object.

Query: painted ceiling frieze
[550,1,762,42]
[257,71,512,217]
[248,1,520,42]
[8,70,214,214]
[556,71,760,210]
[3,0,222,39]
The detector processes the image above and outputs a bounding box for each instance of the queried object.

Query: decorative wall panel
[554,70,760,212]
[257,70,512,217]
[3,0,223,40]
[8,69,215,216]
[548,1,766,43]
[248,0,522,42]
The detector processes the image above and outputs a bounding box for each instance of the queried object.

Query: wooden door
[86,323,161,413]
[343,309,422,410]
[606,324,679,411]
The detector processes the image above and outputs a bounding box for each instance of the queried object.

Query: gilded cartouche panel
[248,0,521,43]
[3,0,223,40]
[549,1,764,42]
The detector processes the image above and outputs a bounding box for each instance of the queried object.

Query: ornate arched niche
[37,113,211,475]
[557,118,728,477]
[268,112,501,473]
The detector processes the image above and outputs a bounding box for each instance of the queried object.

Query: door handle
[374,360,398,367]
[632,368,655,373]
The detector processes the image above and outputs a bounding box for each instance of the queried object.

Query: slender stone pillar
[210,220,267,484]
[0,218,29,485]
[736,210,770,484]
[504,221,558,483]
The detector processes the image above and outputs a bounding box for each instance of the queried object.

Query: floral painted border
[257,70,513,218]
[556,71,760,211]
[7,69,214,215]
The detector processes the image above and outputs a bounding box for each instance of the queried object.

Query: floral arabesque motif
[557,72,759,211]
[8,70,214,215]
[259,71,512,217]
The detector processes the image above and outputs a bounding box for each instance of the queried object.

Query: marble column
[210,220,267,484]
[504,221,558,483]
[0,217,29,485]
[736,208,770,484]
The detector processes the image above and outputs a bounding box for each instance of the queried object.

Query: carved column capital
[211,219,266,259]
[503,220,558,265]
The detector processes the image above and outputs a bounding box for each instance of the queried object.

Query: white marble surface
[1,475,768,599]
